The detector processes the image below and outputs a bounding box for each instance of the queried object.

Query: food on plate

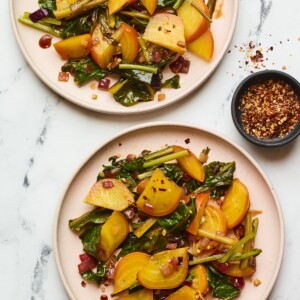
[18,0,217,107]
[69,145,262,299]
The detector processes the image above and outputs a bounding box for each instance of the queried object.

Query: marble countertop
[1,0,300,299]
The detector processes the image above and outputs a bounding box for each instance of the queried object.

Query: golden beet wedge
[165,285,198,299]
[143,13,186,54]
[136,168,182,217]
[84,178,134,211]
[221,178,250,229]
[137,248,189,289]
[53,33,92,60]
[176,0,210,43]
[173,145,205,182]
[113,252,150,295]
[187,28,214,61]
[96,211,129,261]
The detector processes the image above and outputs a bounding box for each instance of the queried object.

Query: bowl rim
[231,70,300,147]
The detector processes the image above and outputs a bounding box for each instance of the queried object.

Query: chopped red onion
[79,253,92,262]
[29,8,50,23]
[98,78,110,91]
[78,255,98,274]
[170,56,190,74]
[150,49,162,63]
[102,180,114,188]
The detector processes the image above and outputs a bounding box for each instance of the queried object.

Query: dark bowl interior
[231,70,300,147]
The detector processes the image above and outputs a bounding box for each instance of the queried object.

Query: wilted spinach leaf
[61,8,102,38]
[157,0,178,8]
[113,80,153,106]
[157,197,196,233]
[81,261,107,285]
[207,265,241,300]
[62,57,106,85]
[69,208,111,232]
[38,0,56,11]
[118,227,165,258]
[79,224,101,258]
[162,75,180,89]
[194,161,236,199]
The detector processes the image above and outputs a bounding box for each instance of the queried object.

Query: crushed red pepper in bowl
[232,70,300,147]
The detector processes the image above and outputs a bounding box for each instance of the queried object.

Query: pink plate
[53,122,284,300]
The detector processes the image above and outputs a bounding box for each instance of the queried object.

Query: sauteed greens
[69,145,261,299]
[19,0,216,106]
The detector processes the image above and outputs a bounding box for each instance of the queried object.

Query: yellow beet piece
[200,205,227,235]
[116,289,153,300]
[136,168,182,217]
[187,28,214,61]
[108,0,135,14]
[176,0,209,43]
[143,13,186,54]
[188,264,208,295]
[141,0,157,15]
[166,285,198,299]
[113,252,150,295]
[90,24,117,69]
[53,34,92,60]
[173,145,205,182]
[221,178,250,229]
[137,248,189,289]
[96,211,129,261]
[84,178,134,211]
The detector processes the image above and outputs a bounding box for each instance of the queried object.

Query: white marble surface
[1,0,300,299]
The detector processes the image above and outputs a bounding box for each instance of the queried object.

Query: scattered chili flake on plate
[239,78,300,139]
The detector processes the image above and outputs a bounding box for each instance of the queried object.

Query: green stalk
[191,0,212,23]
[54,0,106,19]
[137,170,154,180]
[240,212,253,270]
[189,248,262,266]
[18,15,61,37]
[108,79,129,95]
[119,11,150,20]
[207,0,218,18]
[134,218,157,238]
[189,253,224,265]
[173,0,184,10]
[118,63,158,74]
[23,12,62,25]
[249,218,259,266]
[137,37,150,62]
[198,229,236,246]
[219,232,255,264]
[70,0,93,12]
[143,150,189,169]
[143,146,174,161]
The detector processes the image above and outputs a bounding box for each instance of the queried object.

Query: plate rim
[9,0,239,115]
[52,121,284,300]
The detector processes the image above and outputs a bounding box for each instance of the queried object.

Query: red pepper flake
[81,281,86,288]
[100,296,108,300]
[239,78,300,139]
[58,71,69,82]
[185,138,190,144]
